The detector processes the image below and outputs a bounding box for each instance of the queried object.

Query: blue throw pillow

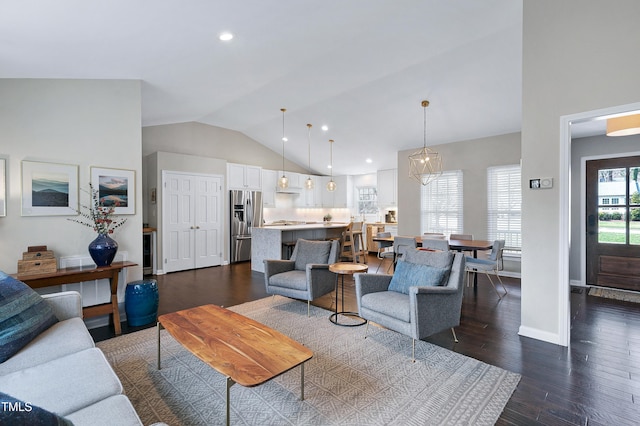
[388,261,449,295]
[0,391,74,425]
[0,271,58,363]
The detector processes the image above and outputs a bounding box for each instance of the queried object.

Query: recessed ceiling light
[327,165,332,169]
[366,158,372,163]
[219,32,234,41]
[321,125,328,131]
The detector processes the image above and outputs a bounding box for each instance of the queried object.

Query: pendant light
[278,108,289,189]
[304,123,314,190]
[408,100,443,186]
[327,139,336,192]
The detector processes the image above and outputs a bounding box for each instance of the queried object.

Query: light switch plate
[540,177,553,188]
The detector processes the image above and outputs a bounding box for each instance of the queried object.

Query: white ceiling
[1,0,528,175]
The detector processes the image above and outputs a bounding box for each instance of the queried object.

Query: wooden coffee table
[157,304,312,426]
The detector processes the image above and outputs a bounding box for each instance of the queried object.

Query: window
[420,170,463,236]
[487,164,521,250]
[357,186,378,214]
[602,198,610,205]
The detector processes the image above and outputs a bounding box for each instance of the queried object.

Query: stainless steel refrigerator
[230,190,263,263]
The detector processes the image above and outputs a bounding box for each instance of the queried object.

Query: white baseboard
[518,325,563,346]
[570,279,585,287]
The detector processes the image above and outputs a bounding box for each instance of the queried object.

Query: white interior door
[194,175,222,268]
[164,172,196,273]
[163,171,224,273]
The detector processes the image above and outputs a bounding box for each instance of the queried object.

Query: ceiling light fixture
[327,139,336,192]
[321,125,329,131]
[408,100,443,186]
[606,114,640,137]
[278,108,289,189]
[305,123,314,190]
[219,32,233,41]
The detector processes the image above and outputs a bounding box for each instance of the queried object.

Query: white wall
[397,132,521,239]
[142,122,309,173]
[521,0,640,344]
[145,151,227,270]
[0,79,143,312]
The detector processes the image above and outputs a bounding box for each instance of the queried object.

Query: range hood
[275,186,302,194]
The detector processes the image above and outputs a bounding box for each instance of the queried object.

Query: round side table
[329,262,368,326]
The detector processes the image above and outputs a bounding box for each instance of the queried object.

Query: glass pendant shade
[305,177,314,190]
[327,179,336,192]
[278,174,289,189]
[409,100,443,186]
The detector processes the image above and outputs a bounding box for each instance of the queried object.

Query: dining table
[371,236,493,288]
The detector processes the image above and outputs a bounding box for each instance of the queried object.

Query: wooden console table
[14,261,137,335]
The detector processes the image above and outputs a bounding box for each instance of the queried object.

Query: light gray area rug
[589,286,640,303]
[97,296,520,425]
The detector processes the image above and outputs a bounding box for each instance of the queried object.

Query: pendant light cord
[307,124,312,172]
[281,108,286,172]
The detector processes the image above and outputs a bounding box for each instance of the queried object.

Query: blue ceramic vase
[88,234,118,267]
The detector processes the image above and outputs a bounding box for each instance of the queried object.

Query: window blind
[420,170,463,237]
[487,164,521,249]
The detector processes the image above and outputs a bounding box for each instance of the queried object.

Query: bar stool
[340,222,367,264]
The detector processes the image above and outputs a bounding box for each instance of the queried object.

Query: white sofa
[0,291,162,426]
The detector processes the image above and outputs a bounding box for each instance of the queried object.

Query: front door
[586,156,640,291]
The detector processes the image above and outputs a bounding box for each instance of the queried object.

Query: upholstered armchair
[355,249,465,361]
[264,239,340,316]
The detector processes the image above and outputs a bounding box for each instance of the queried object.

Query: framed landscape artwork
[21,160,79,216]
[0,158,6,217]
[91,167,135,214]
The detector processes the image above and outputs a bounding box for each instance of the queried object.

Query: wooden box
[17,258,57,276]
[22,250,55,261]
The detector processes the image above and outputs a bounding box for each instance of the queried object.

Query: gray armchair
[264,239,340,316]
[355,249,465,361]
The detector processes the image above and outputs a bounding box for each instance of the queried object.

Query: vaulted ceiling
[1,0,526,175]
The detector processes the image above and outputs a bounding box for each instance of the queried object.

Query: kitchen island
[251,223,348,272]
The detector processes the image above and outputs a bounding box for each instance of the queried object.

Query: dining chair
[450,234,473,240]
[375,231,394,273]
[464,239,507,298]
[422,232,446,240]
[420,238,449,251]
[392,236,418,269]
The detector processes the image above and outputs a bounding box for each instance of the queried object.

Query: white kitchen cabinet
[320,175,352,208]
[228,163,262,190]
[262,169,277,207]
[284,171,302,189]
[332,175,353,208]
[293,174,319,207]
[377,168,397,207]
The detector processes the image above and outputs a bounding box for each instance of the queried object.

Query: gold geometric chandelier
[408,100,443,186]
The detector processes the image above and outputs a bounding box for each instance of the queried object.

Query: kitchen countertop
[258,222,349,231]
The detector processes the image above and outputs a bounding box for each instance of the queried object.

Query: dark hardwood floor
[90,257,640,425]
